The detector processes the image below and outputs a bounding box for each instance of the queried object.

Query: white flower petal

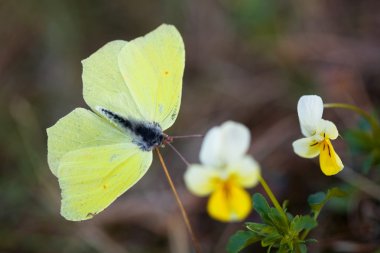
[199,121,251,166]
[227,156,261,188]
[297,95,324,137]
[316,119,339,140]
[199,126,223,166]
[219,121,251,163]
[184,165,219,196]
[292,136,321,158]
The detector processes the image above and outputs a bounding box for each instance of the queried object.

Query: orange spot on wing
[164,70,169,76]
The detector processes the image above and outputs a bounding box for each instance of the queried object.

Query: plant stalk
[155,148,201,253]
[324,103,379,130]
[258,175,288,225]
[300,208,320,241]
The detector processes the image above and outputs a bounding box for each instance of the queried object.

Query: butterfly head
[133,121,171,151]
[162,134,174,147]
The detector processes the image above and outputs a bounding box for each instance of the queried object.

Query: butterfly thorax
[97,107,165,151]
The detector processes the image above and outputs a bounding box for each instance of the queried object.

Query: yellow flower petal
[319,139,344,176]
[207,181,251,222]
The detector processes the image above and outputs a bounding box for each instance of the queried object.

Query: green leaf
[298,243,307,253]
[307,192,326,213]
[267,245,273,253]
[278,243,290,253]
[246,222,270,234]
[345,117,380,174]
[261,232,282,247]
[286,212,294,221]
[246,223,278,240]
[308,188,346,214]
[305,238,318,244]
[282,199,289,210]
[290,215,317,233]
[268,208,288,233]
[363,153,375,174]
[253,193,271,223]
[361,148,380,173]
[227,230,260,253]
[326,187,346,199]
[373,149,380,165]
[345,129,374,153]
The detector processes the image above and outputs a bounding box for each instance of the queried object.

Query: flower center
[320,139,332,158]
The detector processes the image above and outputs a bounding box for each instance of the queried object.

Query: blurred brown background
[1,0,380,252]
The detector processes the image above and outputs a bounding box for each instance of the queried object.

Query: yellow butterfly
[47,24,185,221]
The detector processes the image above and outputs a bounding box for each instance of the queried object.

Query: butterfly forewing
[47,108,129,176]
[82,41,145,121]
[118,24,185,130]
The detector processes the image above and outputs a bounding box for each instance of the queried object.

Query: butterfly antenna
[171,134,204,139]
[155,149,201,253]
[167,142,190,167]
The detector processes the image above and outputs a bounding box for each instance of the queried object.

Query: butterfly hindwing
[47,109,154,221]
[58,143,152,221]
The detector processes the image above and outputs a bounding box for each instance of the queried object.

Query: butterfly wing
[82,24,185,130]
[118,24,185,130]
[48,24,184,220]
[82,41,145,121]
[47,108,129,176]
[58,143,152,221]
[47,108,152,221]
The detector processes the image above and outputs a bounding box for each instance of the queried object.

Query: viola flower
[292,95,344,176]
[184,121,260,222]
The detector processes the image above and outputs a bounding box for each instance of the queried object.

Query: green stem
[258,175,288,224]
[300,209,320,240]
[324,103,379,130]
